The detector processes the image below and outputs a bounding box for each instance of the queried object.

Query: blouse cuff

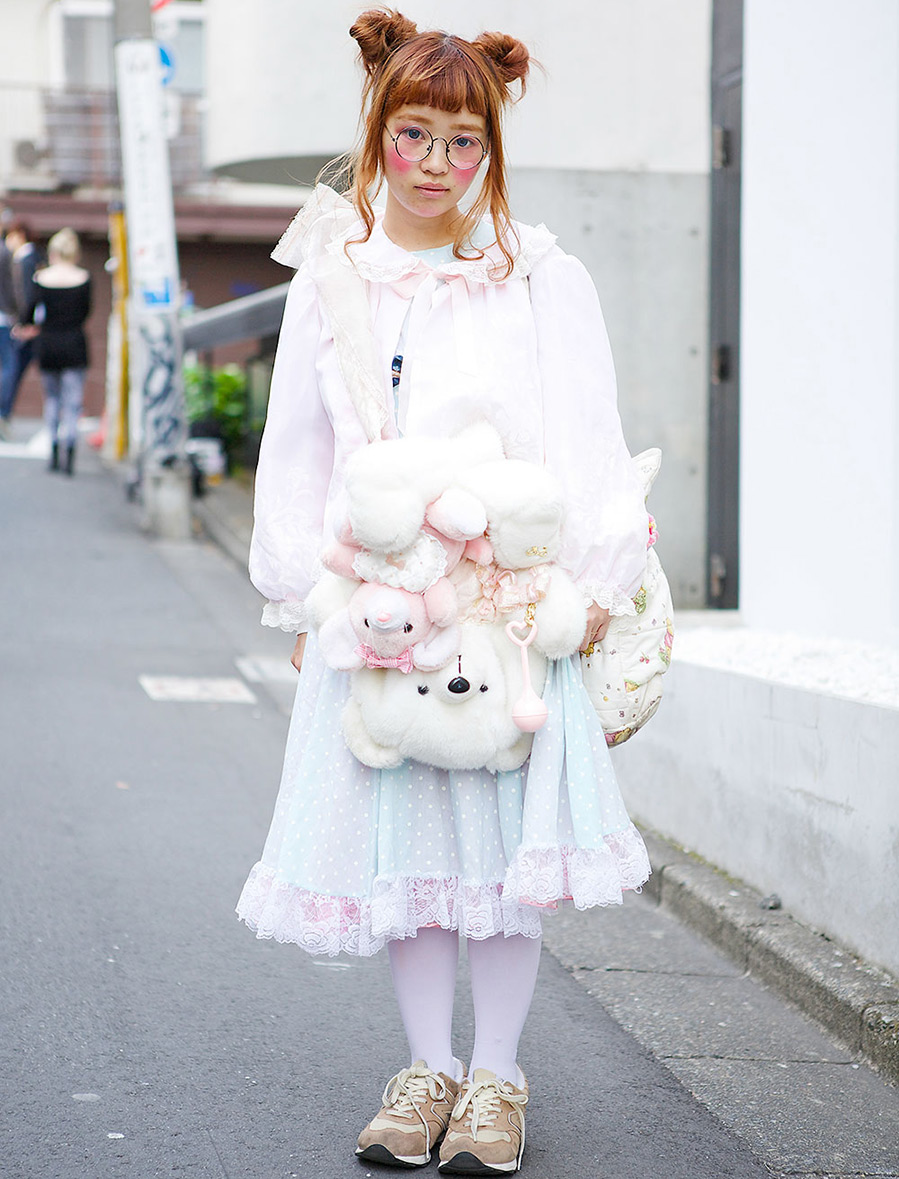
[581,581,639,618]
[261,598,310,633]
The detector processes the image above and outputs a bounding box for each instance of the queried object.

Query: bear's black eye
[404,623,413,633]
[363,618,370,627]
[479,684,489,693]
[417,685,429,695]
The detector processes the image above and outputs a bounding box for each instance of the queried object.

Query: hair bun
[471,31,530,92]
[350,7,418,76]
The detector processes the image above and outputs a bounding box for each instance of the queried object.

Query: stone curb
[192,482,254,570]
[638,826,899,1084]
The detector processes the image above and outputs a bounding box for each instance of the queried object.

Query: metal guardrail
[181,282,290,350]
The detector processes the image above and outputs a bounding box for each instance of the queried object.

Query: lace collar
[273,185,557,286]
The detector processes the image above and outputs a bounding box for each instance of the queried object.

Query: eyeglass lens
[393,126,485,169]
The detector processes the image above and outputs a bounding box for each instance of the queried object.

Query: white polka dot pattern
[236,634,651,956]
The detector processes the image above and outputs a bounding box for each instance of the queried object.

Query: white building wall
[0,4,54,181]
[740,0,899,647]
[205,0,713,608]
[205,0,710,176]
[617,0,899,977]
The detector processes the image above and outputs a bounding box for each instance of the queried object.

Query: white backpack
[580,448,674,746]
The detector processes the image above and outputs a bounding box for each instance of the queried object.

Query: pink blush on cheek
[450,166,478,194]
[387,151,415,174]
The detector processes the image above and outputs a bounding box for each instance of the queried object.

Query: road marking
[139,675,257,703]
[0,418,100,460]
[234,654,297,684]
[0,426,51,460]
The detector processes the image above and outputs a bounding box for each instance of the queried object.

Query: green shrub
[183,362,248,460]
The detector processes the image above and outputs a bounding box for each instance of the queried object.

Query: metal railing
[0,82,209,192]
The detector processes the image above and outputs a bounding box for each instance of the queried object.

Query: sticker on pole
[158,44,175,87]
[142,277,174,307]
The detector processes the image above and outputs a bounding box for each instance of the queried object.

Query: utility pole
[114,0,191,539]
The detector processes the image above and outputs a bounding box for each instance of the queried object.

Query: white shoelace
[383,1063,449,1124]
[453,1076,528,1142]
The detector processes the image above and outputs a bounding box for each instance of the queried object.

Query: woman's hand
[11,323,39,341]
[580,603,611,653]
[291,632,308,673]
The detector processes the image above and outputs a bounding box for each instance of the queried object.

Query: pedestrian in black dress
[20,228,92,475]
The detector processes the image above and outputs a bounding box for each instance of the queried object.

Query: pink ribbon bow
[354,643,416,673]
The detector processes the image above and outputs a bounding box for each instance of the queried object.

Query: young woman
[238,10,651,1174]
[24,228,91,474]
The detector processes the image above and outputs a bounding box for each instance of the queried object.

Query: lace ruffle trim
[261,598,309,633]
[236,826,650,957]
[582,581,639,618]
[338,223,558,286]
[271,185,558,286]
[504,827,651,910]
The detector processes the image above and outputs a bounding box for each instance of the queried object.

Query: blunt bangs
[383,39,492,120]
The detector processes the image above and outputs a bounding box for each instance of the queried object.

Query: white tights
[387,926,542,1086]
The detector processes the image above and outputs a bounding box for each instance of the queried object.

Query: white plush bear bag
[304,425,588,772]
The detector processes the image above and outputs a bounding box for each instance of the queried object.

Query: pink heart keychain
[505,616,549,733]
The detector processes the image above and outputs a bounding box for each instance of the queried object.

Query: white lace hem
[504,826,651,910]
[261,598,309,633]
[236,825,650,958]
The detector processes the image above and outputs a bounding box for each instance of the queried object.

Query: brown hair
[5,219,33,243]
[346,8,531,278]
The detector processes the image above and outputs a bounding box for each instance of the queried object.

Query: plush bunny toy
[307,575,463,673]
[310,517,493,673]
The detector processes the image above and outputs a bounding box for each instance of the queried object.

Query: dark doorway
[707,0,743,608]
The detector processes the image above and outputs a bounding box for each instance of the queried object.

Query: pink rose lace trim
[236,825,650,958]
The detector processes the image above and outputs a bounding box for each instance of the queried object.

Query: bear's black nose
[447,676,470,695]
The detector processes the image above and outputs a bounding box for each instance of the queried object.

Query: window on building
[57,0,205,93]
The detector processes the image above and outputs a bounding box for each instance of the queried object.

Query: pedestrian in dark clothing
[0,219,41,438]
[0,227,16,441]
[19,228,91,475]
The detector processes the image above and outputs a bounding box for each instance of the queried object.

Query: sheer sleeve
[530,247,648,616]
[249,267,335,632]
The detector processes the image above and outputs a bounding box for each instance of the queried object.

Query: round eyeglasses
[388,125,487,170]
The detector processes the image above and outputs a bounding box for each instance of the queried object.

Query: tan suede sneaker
[356,1061,462,1168]
[437,1068,529,1175]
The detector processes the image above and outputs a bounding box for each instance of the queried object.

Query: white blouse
[250,187,649,633]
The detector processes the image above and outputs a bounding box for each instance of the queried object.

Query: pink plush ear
[464,536,494,566]
[321,540,362,579]
[423,578,458,629]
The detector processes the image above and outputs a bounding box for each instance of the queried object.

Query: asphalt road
[0,436,891,1179]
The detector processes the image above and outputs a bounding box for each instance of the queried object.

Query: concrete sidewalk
[2,438,896,1177]
[0,438,777,1179]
